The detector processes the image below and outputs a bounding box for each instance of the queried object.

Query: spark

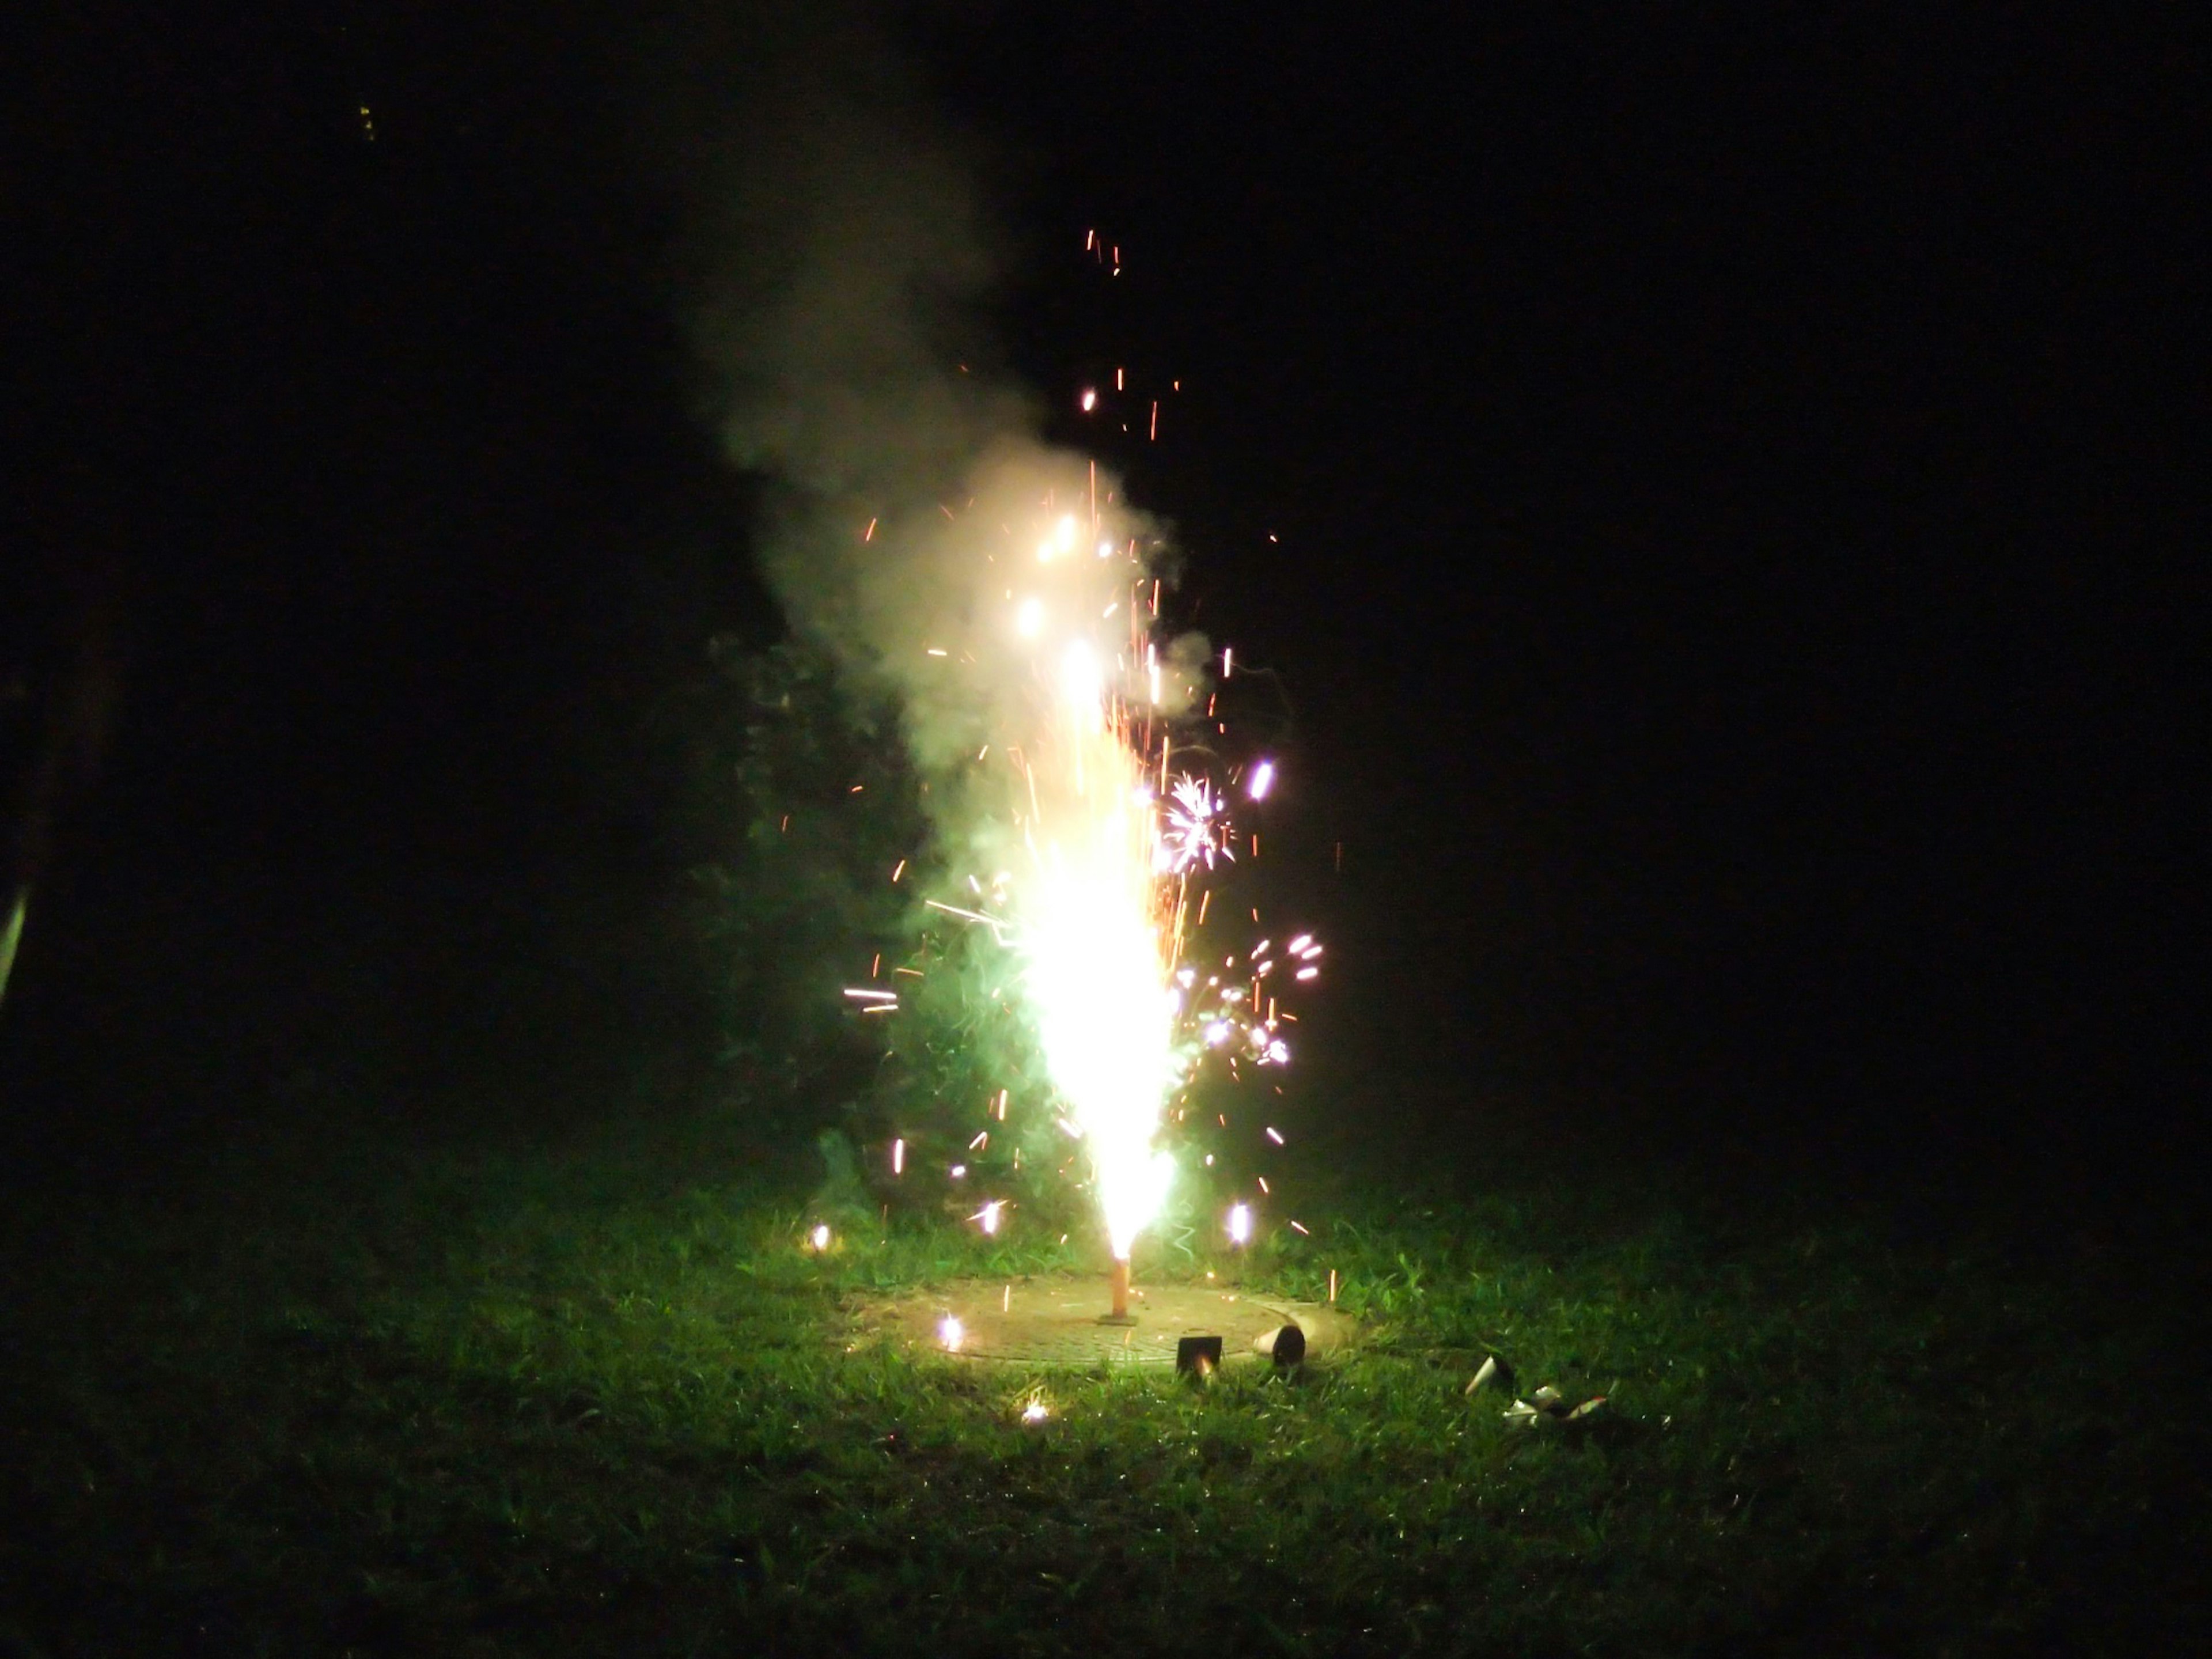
[1022,1397,1050,1423]
[925,898,1009,944]
[1227,1203,1252,1245]
[1161,775,1233,873]
[892,1138,905,1176]
[976,1199,1005,1236]
[809,1224,831,1251]
[938,1315,964,1352]
[1247,759,1275,800]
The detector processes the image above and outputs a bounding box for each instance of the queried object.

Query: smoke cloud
[665,2,1203,787]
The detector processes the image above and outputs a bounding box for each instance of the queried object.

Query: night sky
[6,5,2203,1199]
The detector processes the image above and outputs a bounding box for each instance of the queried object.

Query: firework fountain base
[858,1277,1350,1370]
[1098,1256,1138,1325]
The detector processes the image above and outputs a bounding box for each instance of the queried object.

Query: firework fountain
[872,416,1313,1320]
[694,74,1316,1302]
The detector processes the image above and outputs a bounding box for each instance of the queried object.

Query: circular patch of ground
[852,1275,1353,1368]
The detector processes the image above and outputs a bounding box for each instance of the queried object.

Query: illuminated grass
[0,1112,2196,1655]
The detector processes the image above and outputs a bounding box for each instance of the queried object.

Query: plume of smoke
[669,3,1205,797]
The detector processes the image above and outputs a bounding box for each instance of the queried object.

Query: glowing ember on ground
[1021,1398,1050,1423]
[808,1223,832,1251]
[938,1315,965,1352]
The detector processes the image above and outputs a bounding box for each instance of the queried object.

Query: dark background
[5,5,2203,1204]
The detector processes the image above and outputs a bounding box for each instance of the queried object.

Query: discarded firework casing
[1503,1387,1609,1428]
[1176,1335,1224,1376]
[1252,1322,1306,1367]
[1465,1353,1514,1396]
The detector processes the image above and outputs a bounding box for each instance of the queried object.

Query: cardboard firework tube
[1176,1335,1224,1376]
[1109,1255,1131,1320]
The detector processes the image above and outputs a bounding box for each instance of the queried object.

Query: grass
[1,1105,2200,1657]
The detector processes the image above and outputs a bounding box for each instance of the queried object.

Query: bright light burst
[1161,775,1232,873]
[858,407,1320,1272]
[978,480,1319,1265]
